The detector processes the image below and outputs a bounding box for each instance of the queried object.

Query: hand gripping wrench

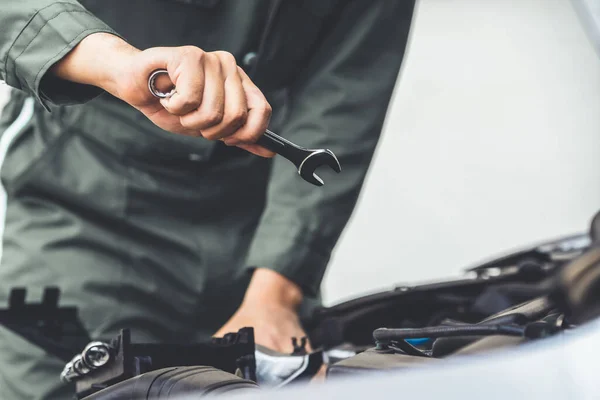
[148,70,341,186]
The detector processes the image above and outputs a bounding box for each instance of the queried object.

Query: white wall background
[323,0,600,305]
[1,0,599,306]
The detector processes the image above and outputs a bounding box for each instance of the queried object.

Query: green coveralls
[0,1,415,398]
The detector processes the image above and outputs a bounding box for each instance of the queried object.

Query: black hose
[373,324,525,344]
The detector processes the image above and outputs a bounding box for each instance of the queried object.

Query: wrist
[243,268,303,310]
[51,32,140,97]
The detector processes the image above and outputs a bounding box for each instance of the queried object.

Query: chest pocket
[253,0,342,91]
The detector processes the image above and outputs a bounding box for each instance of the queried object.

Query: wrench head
[297,149,342,186]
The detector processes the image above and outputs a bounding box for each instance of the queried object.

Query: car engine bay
[1,210,598,399]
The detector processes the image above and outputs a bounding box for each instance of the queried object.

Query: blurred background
[322,0,600,304]
[1,0,599,306]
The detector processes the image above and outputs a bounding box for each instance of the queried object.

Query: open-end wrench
[256,130,341,186]
[148,70,341,186]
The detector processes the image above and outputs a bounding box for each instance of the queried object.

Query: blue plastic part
[405,338,430,345]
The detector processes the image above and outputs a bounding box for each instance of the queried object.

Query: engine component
[7,209,599,397]
[373,324,526,343]
[327,347,438,378]
[305,232,590,351]
[67,328,256,399]
[322,344,362,365]
[0,287,90,362]
[328,304,569,377]
[441,335,525,356]
[82,366,258,399]
[431,296,554,357]
[61,342,115,383]
[552,245,600,324]
[590,209,600,243]
[255,341,323,387]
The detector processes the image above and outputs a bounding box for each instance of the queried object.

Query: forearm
[0,1,123,109]
[243,268,303,309]
[50,32,140,98]
[244,0,416,297]
[216,267,308,353]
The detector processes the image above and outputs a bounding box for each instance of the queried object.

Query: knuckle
[247,86,263,98]
[257,102,272,119]
[185,97,202,110]
[181,46,205,61]
[227,109,248,128]
[215,50,234,61]
[177,98,201,113]
[166,105,183,116]
[167,103,183,114]
[216,51,238,68]
[264,102,273,117]
[179,45,194,53]
[204,109,225,126]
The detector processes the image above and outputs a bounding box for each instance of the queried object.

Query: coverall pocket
[9,129,128,221]
[0,99,128,222]
[0,98,40,195]
[7,131,76,197]
[0,97,79,198]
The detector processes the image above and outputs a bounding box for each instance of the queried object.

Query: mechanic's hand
[51,33,274,158]
[214,268,310,354]
[216,302,309,354]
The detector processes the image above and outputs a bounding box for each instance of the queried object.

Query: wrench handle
[256,130,309,167]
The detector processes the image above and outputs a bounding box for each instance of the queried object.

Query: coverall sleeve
[0,1,121,110]
[244,0,416,297]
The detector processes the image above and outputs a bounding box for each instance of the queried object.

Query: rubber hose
[374,324,525,344]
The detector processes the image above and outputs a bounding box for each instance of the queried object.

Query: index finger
[224,68,274,157]
[160,55,206,116]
